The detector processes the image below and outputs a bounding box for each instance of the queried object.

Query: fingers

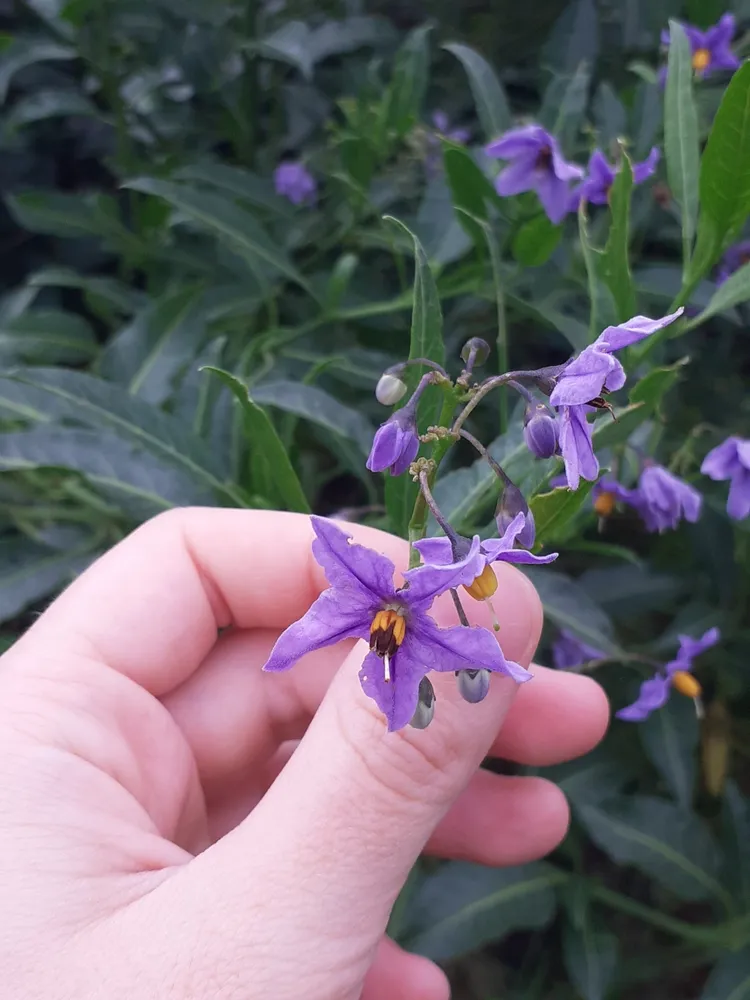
[362,938,450,1000]
[10,508,412,696]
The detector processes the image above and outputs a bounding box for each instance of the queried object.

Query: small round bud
[523,404,558,459]
[409,676,436,729]
[456,668,491,704]
[460,337,490,366]
[375,371,408,406]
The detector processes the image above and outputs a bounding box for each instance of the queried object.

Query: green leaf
[524,568,621,656]
[579,796,727,903]
[385,24,431,137]
[175,161,293,217]
[27,266,146,315]
[512,214,563,267]
[602,153,636,322]
[0,37,75,103]
[590,402,651,450]
[6,88,97,127]
[324,253,359,314]
[552,61,592,152]
[692,61,750,283]
[442,144,500,248]
[639,697,698,809]
[443,42,511,140]
[382,217,445,537]
[1,369,243,506]
[0,309,97,364]
[401,862,564,960]
[562,894,618,1000]
[700,953,750,1000]
[629,359,687,411]
[0,537,95,625]
[578,202,617,339]
[664,21,700,274]
[99,288,206,405]
[0,427,209,517]
[124,178,311,294]
[687,261,750,327]
[253,381,374,455]
[722,783,750,912]
[6,190,130,244]
[544,0,599,76]
[529,480,597,547]
[202,368,309,514]
[593,82,627,147]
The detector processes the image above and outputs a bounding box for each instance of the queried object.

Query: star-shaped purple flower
[552,629,606,670]
[263,516,532,731]
[617,628,720,722]
[630,464,702,532]
[716,241,750,285]
[572,147,661,208]
[701,436,750,521]
[274,161,317,205]
[485,125,584,224]
[661,14,739,80]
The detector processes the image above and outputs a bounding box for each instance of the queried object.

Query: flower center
[369,609,406,683]
[671,670,702,700]
[535,145,553,172]
[594,491,616,517]
[463,563,499,602]
[692,48,711,72]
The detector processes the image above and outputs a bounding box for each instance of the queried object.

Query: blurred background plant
[1,0,749,996]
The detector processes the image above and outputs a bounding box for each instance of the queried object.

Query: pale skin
[0,509,609,1000]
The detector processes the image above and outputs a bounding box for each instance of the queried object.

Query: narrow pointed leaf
[443,42,511,140]
[664,21,699,273]
[602,153,636,321]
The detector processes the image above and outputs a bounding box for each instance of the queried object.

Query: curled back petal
[263,589,370,673]
[549,347,616,406]
[594,309,684,352]
[411,536,454,566]
[701,437,742,480]
[402,535,485,610]
[633,147,661,185]
[310,515,397,603]
[485,124,545,159]
[407,613,533,684]
[727,468,750,520]
[616,674,671,721]
[672,627,721,669]
[559,406,599,490]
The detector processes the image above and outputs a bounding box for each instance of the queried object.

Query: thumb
[146,567,542,998]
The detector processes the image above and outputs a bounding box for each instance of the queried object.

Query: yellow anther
[369,609,407,659]
[463,563,499,602]
[594,491,616,518]
[692,48,711,72]
[672,670,702,700]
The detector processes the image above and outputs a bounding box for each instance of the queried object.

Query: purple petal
[633,147,661,185]
[708,47,740,72]
[683,24,708,50]
[310,515,397,603]
[485,124,546,159]
[484,545,558,566]
[594,309,684,352]
[390,429,420,476]
[408,614,533,683]
[263,589,370,672]
[603,357,626,392]
[705,13,735,49]
[402,535,485,610]
[597,478,639,507]
[495,156,538,196]
[674,626,720,667]
[536,171,575,224]
[702,437,743,480]
[727,468,750,520]
[366,410,419,475]
[552,629,606,669]
[411,536,453,565]
[587,149,615,187]
[432,110,450,132]
[638,466,702,530]
[358,648,425,732]
[480,513,558,566]
[559,406,599,490]
[549,135,585,183]
[616,674,671,721]
[549,347,616,406]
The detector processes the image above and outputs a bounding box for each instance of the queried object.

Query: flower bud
[460,337,490,366]
[375,370,408,406]
[456,668,491,704]
[523,404,558,459]
[496,483,535,548]
[409,676,436,729]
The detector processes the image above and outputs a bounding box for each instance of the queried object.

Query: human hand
[0,509,608,1000]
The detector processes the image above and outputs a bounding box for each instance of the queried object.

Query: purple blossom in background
[485,125,584,224]
[701,436,750,520]
[414,512,558,576]
[632,464,702,532]
[273,161,317,205]
[366,407,420,476]
[553,629,606,669]
[425,110,471,174]
[661,14,739,79]
[572,147,661,207]
[263,516,532,731]
[617,628,720,722]
[716,241,750,284]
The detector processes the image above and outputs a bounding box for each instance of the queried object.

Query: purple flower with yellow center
[413,512,558,628]
[716,241,750,285]
[553,629,606,670]
[572,147,661,208]
[701,436,750,520]
[274,161,317,205]
[661,14,739,79]
[617,628,720,722]
[485,124,584,224]
[263,516,532,731]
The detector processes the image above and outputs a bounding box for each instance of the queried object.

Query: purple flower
[631,464,702,532]
[496,484,536,549]
[550,310,684,409]
[573,147,661,207]
[617,628,720,722]
[524,403,559,459]
[263,516,532,731]
[432,110,471,145]
[552,629,606,669]
[716,241,750,284]
[557,405,599,490]
[661,14,739,79]
[701,436,750,520]
[366,407,420,476]
[274,161,317,205]
[485,124,584,224]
